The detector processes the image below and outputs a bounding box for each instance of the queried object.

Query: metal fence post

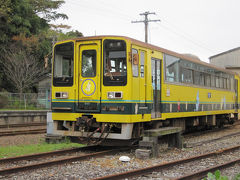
[24,94,26,109]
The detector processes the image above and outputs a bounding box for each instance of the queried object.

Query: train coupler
[76,115,94,127]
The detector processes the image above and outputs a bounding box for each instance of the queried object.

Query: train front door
[78,41,101,112]
[151,58,161,118]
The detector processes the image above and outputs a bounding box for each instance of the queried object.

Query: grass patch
[0,140,85,158]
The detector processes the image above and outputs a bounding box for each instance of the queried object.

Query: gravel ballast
[1,123,240,179]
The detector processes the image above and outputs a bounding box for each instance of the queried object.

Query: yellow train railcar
[51,36,239,145]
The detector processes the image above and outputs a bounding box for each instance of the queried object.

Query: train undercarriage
[51,113,238,146]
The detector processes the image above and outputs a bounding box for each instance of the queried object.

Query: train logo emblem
[81,79,96,96]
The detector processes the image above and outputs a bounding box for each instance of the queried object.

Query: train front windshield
[103,40,127,86]
[53,42,74,86]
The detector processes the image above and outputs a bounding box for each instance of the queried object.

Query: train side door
[78,41,101,112]
[139,50,147,106]
[235,79,238,112]
[151,58,161,118]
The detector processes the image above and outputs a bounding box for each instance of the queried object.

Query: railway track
[186,131,240,148]
[0,128,46,136]
[0,145,131,177]
[0,123,46,129]
[175,158,240,180]
[183,121,240,148]
[93,145,240,180]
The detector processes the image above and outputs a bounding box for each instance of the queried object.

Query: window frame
[132,48,139,77]
[103,39,127,86]
[164,53,234,91]
[53,42,74,87]
[81,49,97,78]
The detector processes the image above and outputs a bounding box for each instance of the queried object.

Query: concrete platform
[137,127,183,158]
[0,110,49,126]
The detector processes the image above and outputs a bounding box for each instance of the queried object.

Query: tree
[48,26,83,42]
[0,0,68,48]
[29,0,68,21]
[2,46,48,93]
[0,0,84,93]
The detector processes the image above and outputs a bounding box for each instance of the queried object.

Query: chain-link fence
[0,92,51,110]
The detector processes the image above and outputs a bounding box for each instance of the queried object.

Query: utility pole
[132,11,160,43]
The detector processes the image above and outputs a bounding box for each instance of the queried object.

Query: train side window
[132,49,139,77]
[223,78,227,89]
[211,75,216,87]
[164,53,234,90]
[216,76,220,88]
[140,51,145,78]
[227,79,230,89]
[194,72,210,87]
[231,78,235,90]
[199,73,205,86]
[219,77,224,89]
[193,71,200,85]
[164,54,180,82]
[180,67,193,83]
[205,74,211,87]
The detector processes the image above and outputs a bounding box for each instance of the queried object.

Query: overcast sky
[55,0,240,62]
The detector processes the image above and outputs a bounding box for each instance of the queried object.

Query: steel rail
[186,131,240,148]
[93,145,240,180]
[0,123,46,128]
[0,129,46,136]
[0,145,100,163]
[0,147,130,176]
[175,158,240,180]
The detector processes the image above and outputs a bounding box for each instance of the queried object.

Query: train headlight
[107,92,115,99]
[62,92,68,98]
[107,92,123,99]
[55,92,69,99]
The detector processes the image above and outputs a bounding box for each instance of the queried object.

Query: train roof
[62,35,237,76]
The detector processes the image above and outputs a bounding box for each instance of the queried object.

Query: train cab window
[82,50,96,77]
[103,40,127,86]
[53,42,74,86]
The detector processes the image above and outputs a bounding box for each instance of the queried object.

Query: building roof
[209,47,240,59]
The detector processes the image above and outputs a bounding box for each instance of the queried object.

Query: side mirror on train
[133,54,139,65]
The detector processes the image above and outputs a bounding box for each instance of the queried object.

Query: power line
[132,11,160,43]
[154,13,217,53]
[155,22,216,54]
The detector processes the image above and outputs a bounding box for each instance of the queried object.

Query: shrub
[0,94,8,108]
[205,170,228,180]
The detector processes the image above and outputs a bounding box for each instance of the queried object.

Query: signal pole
[132,11,160,43]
